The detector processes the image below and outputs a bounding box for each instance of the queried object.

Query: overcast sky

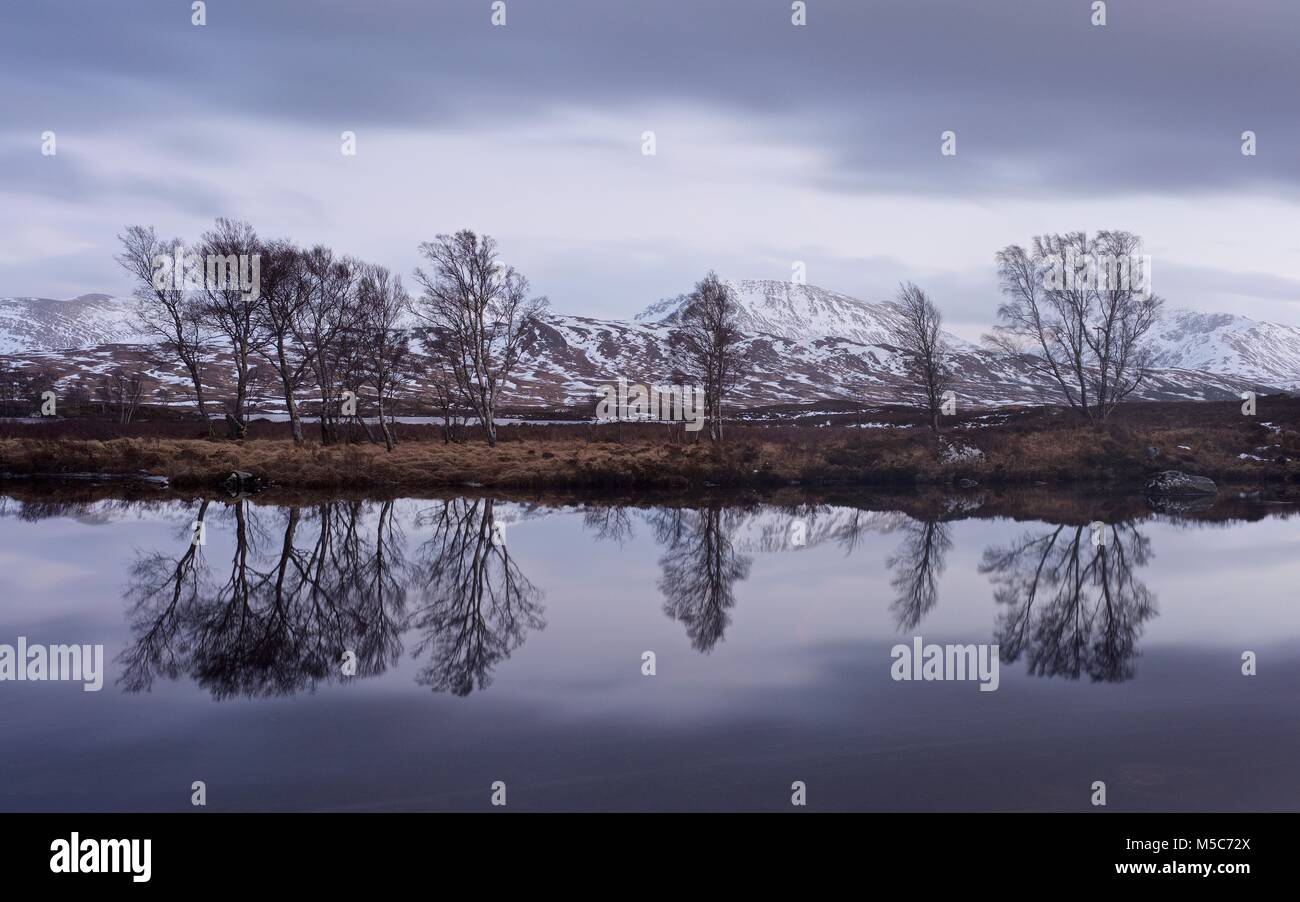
[3,0,1299,339]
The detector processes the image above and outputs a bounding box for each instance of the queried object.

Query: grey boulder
[1146,470,1217,496]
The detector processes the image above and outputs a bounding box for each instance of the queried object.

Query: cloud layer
[3,0,1299,329]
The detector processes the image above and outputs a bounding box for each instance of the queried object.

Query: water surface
[0,488,1296,811]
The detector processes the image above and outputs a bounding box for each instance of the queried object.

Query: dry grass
[2,397,1298,491]
[0,426,1295,492]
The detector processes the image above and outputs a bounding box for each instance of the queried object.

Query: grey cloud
[0,142,234,215]
[3,0,1299,198]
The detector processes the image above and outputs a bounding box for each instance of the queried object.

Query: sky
[2,0,1300,341]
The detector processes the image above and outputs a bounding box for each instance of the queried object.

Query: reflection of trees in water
[582,506,634,546]
[887,518,953,631]
[406,498,545,696]
[122,497,547,699]
[745,504,906,555]
[581,502,909,653]
[120,499,212,689]
[979,522,1157,682]
[116,494,1164,693]
[648,506,752,653]
[582,502,901,653]
[121,499,408,698]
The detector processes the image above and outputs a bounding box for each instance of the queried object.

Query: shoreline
[1,428,1297,495]
[2,467,1298,532]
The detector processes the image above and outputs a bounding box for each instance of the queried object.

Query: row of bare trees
[119,220,414,445]
[118,222,551,448]
[119,223,756,448]
[113,220,1162,447]
[664,230,1162,444]
[0,363,145,423]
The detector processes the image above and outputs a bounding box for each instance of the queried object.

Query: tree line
[117,221,550,449]
[13,224,1164,442]
[114,219,768,448]
[648,227,1163,439]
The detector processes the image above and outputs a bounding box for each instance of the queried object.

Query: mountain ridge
[1,281,1296,409]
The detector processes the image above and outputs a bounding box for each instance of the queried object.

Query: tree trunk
[188,366,214,438]
[355,413,377,445]
[287,398,304,445]
[377,396,395,452]
[224,412,244,440]
[483,394,497,446]
[276,343,304,446]
[230,350,250,439]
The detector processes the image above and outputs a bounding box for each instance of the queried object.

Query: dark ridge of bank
[2,461,1299,530]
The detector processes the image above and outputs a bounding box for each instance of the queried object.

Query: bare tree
[891,282,952,433]
[197,218,262,439]
[106,371,145,424]
[295,245,359,445]
[356,265,412,452]
[672,272,743,443]
[117,226,215,435]
[429,355,466,443]
[253,240,313,445]
[412,230,547,446]
[989,231,1162,422]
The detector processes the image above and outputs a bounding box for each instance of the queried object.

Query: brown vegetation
[1,397,1297,492]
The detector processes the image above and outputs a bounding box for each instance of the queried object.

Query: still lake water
[0,488,1296,812]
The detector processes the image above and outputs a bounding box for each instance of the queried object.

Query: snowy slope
[0,294,152,353]
[1,281,1296,408]
[1146,308,1300,391]
[637,278,977,351]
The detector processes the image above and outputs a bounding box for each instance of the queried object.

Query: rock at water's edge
[1146,470,1217,496]
[222,470,264,495]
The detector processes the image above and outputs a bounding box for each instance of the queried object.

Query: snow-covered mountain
[1146,308,1300,392]
[0,282,1295,408]
[637,278,978,351]
[520,285,1266,406]
[0,293,151,354]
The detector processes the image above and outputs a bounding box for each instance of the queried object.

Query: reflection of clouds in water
[0,549,97,592]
